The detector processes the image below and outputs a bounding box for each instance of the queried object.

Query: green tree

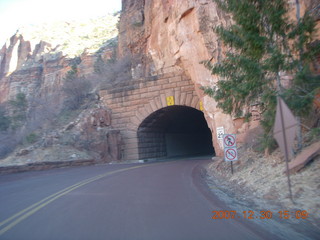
[203,0,320,150]
[9,93,28,128]
[0,106,11,131]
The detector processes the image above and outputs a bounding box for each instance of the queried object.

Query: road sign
[223,134,238,163]
[166,96,174,106]
[199,101,204,111]
[223,134,237,148]
[273,96,298,202]
[224,147,238,161]
[273,97,298,160]
[216,127,224,140]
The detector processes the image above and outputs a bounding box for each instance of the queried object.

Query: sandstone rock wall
[0,34,110,107]
[0,0,318,162]
[0,34,65,104]
[119,0,320,154]
[119,0,241,154]
[0,32,120,163]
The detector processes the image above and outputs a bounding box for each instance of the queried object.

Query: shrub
[9,93,28,128]
[25,133,39,144]
[0,106,10,132]
[63,65,92,110]
[95,54,132,90]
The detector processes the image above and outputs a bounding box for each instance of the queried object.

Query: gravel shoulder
[205,146,320,239]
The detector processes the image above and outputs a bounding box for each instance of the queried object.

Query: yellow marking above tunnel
[199,101,204,111]
[166,96,175,106]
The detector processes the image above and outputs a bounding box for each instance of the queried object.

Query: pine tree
[203,0,320,150]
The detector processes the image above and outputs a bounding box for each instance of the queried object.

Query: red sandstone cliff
[0,16,121,163]
[0,0,318,162]
[0,15,118,104]
[118,0,320,152]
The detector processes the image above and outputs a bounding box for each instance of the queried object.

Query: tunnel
[137,106,215,160]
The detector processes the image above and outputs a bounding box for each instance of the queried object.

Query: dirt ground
[205,145,320,239]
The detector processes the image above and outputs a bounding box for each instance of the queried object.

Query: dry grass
[206,145,320,228]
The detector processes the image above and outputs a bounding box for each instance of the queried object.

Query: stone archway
[137,105,215,160]
[100,71,215,161]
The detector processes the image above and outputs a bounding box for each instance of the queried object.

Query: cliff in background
[0,14,119,104]
[0,14,121,165]
[0,0,319,165]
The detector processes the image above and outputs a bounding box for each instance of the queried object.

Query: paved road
[0,159,278,240]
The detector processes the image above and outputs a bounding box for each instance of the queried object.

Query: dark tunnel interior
[138,106,215,160]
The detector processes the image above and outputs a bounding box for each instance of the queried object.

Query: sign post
[223,134,238,174]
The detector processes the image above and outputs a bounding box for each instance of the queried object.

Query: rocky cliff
[0,14,119,104]
[0,0,319,165]
[0,15,122,165]
[118,0,320,152]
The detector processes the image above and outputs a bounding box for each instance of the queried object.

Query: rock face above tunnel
[118,0,243,155]
[117,0,319,157]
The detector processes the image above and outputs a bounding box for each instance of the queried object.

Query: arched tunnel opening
[138,106,215,160]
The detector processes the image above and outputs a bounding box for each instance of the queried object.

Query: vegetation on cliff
[203,0,320,151]
[93,54,133,90]
[0,107,11,132]
[63,64,93,110]
[8,93,28,129]
[0,13,122,159]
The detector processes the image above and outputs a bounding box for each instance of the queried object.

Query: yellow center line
[0,163,158,236]
[0,174,107,228]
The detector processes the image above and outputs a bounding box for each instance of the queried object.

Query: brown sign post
[223,134,238,174]
[273,97,298,202]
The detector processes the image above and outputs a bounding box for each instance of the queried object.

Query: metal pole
[278,97,294,202]
[231,161,233,175]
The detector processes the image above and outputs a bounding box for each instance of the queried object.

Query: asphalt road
[0,159,278,240]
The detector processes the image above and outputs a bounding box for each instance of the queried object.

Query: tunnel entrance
[138,106,215,160]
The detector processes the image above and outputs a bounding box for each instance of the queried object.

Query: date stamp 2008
[211,210,309,220]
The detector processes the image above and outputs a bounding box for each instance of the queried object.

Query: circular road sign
[224,148,238,161]
[223,134,236,148]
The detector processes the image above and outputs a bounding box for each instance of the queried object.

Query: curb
[0,159,96,175]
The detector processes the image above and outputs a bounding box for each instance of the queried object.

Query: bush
[63,78,92,110]
[25,133,39,144]
[0,106,10,131]
[304,127,320,143]
[9,93,28,128]
[94,54,132,90]
[63,65,92,110]
[0,132,18,159]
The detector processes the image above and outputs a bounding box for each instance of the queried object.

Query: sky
[0,0,122,47]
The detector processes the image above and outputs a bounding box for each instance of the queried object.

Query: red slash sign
[225,149,237,161]
[223,134,236,148]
